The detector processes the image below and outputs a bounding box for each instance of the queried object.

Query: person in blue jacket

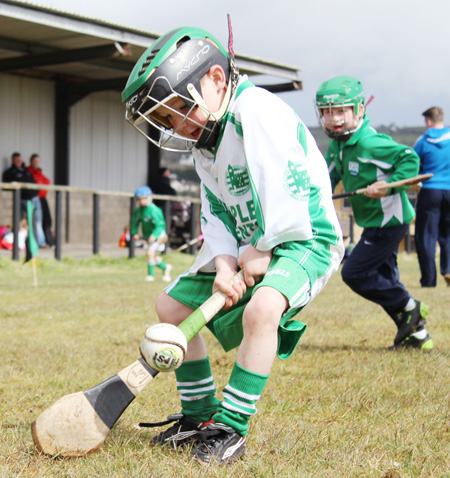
[414,107,450,287]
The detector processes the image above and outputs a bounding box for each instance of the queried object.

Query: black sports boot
[139,413,203,448]
[392,331,434,350]
[191,422,246,464]
[394,301,429,346]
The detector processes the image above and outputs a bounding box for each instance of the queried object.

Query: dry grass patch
[0,253,449,477]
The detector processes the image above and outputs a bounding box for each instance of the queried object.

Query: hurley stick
[332,173,433,199]
[173,234,203,253]
[31,270,244,457]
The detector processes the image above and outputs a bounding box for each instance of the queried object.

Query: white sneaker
[162,264,172,283]
[145,275,155,282]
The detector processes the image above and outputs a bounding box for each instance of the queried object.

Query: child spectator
[131,186,172,282]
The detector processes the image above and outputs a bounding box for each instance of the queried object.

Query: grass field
[1,252,449,478]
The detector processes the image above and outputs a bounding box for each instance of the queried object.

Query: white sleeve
[189,153,240,273]
[237,90,317,251]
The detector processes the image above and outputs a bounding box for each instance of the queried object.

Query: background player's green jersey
[325,116,419,228]
[130,203,166,239]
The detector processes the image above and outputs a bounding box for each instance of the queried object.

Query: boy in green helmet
[131,186,172,282]
[122,23,344,464]
[315,75,433,351]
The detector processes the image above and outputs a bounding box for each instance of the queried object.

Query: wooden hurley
[173,234,203,253]
[31,270,245,457]
[332,173,434,199]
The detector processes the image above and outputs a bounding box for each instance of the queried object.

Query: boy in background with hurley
[315,75,433,350]
[131,186,172,282]
[122,21,343,464]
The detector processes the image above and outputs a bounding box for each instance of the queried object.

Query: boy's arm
[237,97,321,251]
[371,138,420,195]
[324,148,341,192]
[150,205,167,238]
[196,177,240,260]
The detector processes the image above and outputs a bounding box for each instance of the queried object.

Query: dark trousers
[341,225,411,319]
[415,188,450,287]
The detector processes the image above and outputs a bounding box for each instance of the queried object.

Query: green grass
[0,253,449,477]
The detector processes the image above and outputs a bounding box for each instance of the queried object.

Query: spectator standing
[151,167,177,210]
[413,107,450,287]
[2,152,46,247]
[27,153,53,247]
[2,152,38,206]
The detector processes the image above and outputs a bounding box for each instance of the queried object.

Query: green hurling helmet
[315,75,365,140]
[122,26,234,152]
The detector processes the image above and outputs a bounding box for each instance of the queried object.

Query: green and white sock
[405,298,416,311]
[214,362,269,436]
[412,328,428,339]
[156,260,167,271]
[147,262,155,276]
[175,357,220,422]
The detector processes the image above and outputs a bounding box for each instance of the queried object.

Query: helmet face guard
[122,27,234,152]
[315,76,365,141]
[125,75,231,152]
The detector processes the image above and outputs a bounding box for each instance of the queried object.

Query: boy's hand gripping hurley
[332,173,433,199]
[31,270,244,457]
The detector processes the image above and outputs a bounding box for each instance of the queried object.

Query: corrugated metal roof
[0,0,303,89]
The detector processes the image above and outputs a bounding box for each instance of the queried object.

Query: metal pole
[163,200,171,255]
[93,194,100,255]
[54,191,62,260]
[128,197,135,259]
[12,189,21,261]
[349,215,354,244]
[188,203,199,255]
[65,191,70,243]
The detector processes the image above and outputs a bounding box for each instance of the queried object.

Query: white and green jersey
[190,76,344,303]
[325,117,419,228]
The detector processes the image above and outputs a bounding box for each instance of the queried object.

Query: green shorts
[165,255,308,360]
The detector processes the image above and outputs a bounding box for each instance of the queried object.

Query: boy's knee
[242,300,280,333]
[155,293,172,323]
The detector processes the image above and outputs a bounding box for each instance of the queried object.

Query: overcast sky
[27,0,450,128]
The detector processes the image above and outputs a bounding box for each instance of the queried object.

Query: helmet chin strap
[186,77,233,149]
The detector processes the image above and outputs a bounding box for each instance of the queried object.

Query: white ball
[140,323,187,372]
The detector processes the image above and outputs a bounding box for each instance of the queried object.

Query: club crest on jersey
[283,161,310,201]
[225,165,251,197]
[348,161,359,176]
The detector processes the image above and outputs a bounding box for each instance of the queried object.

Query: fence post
[405,224,412,254]
[93,194,100,255]
[54,191,62,260]
[128,196,135,259]
[12,188,21,261]
[163,200,171,255]
[188,203,200,255]
[349,215,354,244]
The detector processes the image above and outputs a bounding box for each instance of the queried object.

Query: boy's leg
[150,291,220,446]
[438,190,450,283]
[146,246,157,281]
[415,189,439,287]
[191,287,287,464]
[341,226,432,348]
[153,238,172,282]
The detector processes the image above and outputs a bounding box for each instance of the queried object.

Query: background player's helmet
[134,186,152,198]
[122,27,233,152]
[315,76,365,140]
